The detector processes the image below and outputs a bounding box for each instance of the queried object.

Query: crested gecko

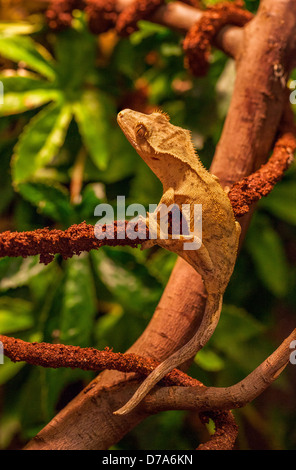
[114,109,241,415]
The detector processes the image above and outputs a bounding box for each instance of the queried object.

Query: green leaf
[76,183,105,221]
[195,349,225,372]
[54,28,96,92]
[0,360,25,386]
[0,297,33,334]
[130,20,169,46]
[214,305,264,347]
[0,36,56,81]
[59,255,96,346]
[18,182,76,225]
[0,257,48,291]
[12,101,72,184]
[73,90,113,170]
[0,89,60,116]
[85,128,138,184]
[246,215,290,297]
[0,74,59,116]
[92,250,160,312]
[0,74,50,92]
[212,304,266,372]
[0,21,42,36]
[259,180,296,226]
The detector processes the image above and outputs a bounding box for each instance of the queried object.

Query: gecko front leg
[140,188,176,249]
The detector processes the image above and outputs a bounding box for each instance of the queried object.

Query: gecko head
[117,108,193,176]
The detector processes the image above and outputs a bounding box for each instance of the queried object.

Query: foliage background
[0,0,295,450]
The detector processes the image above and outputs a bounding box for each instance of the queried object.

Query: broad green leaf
[0,89,60,116]
[145,249,177,286]
[54,28,96,92]
[0,36,56,81]
[18,182,76,225]
[112,40,137,79]
[16,368,52,430]
[214,305,264,347]
[73,90,113,170]
[130,20,169,46]
[195,349,225,372]
[129,156,163,206]
[216,59,236,118]
[84,128,138,184]
[12,101,72,184]
[92,250,160,312]
[148,72,172,103]
[0,74,51,92]
[0,75,58,115]
[259,180,296,226]
[212,304,266,373]
[0,297,33,334]
[0,257,48,291]
[59,255,96,346]
[0,360,25,386]
[246,215,290,297]
[0,21,41,36]
[160,43,182,57]
[77,183,105,221]
[94,307,124,349]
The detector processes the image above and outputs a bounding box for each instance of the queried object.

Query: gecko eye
[136,124,147,138]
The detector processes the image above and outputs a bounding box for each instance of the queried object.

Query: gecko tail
[113,294,223,416]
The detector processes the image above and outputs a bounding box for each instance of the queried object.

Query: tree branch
[142,329,296,413]
[0,334,203,388]
[3,327,294,413]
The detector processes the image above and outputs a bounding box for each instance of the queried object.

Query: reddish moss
[183,1,253,76]
[85,0,118,34]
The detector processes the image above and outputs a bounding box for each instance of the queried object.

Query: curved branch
[142,329,296,413]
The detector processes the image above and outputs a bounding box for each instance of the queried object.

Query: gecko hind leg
[180,236,214,274]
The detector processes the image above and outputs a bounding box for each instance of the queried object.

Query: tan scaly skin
[114,109,241,415]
